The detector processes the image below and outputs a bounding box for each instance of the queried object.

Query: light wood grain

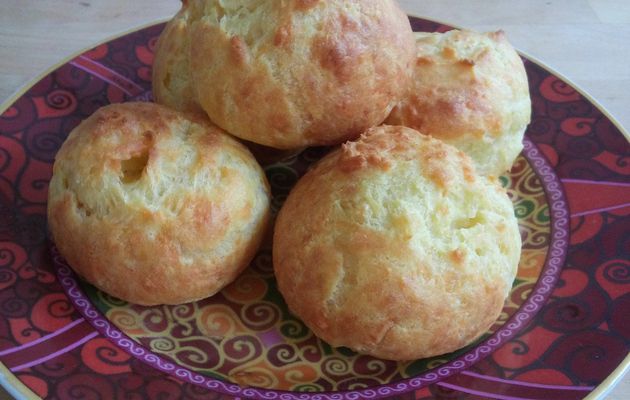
[0,1,628,399]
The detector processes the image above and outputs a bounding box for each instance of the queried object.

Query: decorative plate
[0,17,628,400]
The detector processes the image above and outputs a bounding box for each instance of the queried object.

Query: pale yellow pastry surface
[273,125,521,360]
[48,102,271,305]
[387,30,531,177]
[153,0,415,149]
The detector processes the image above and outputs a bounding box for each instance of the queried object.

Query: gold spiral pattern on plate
[94,154,550,391]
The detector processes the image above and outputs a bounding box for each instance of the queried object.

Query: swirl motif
[31,292,74,331]
[32,352,80,377]
[56,374,115,400]
[279,319,311,341]
[268,344,299,367]
[252,250,275,275]
[223,274,268,304]
[145,380,182,400]
[171,302,196,320]
[507,160,550,250]
[223,336,263,364]
[149,337,177,353]
[143,353,175,371]
[51,134,566,398]
[0,268,16,290]
[527,117,557,139]
[0,245,17,268]
[561,117,596,136]
[265,165,300,192]
[170,316,196,339]
[47,296,74,318]
[283,365,320,387]
[196,304,248,339]
[29,17,598,397]
[81,337,132,375]
[539,75,580,102]
[23,120,66,163]
[0,290,29,317]
[603,261,630,283]
[548,99,593,122]
[230,367,279,389]
[543,330,627,384]
[0,147,13,176]
[241,302,281,331]
[323,357,352,377]
[140,308,169,334]
[46,89,77,110]
[0,15,622,400]
[514,199,536,218]
[174,340,221,369]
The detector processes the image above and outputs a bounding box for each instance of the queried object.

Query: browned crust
[273,126,520,360]
[388,30,526,138]
[152,3,204,115]
[176,0,416,149]
[386,29,531,176]
[48,102,271,305]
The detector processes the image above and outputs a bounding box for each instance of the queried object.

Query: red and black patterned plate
[0,18,628,400]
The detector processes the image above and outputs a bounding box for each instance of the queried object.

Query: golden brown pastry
[153,0,415,149]
[152,5,203,115]
[386,30,531,177]
[273,125,521,360]
[48,102,270,305]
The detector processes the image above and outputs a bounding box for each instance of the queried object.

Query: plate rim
[0,15,628,400]
[0,362,38,400]
[0,17,169,119]
[50,134,568,399]
[583,354,630,400]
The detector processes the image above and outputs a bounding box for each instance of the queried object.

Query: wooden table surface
[0,1,628,399]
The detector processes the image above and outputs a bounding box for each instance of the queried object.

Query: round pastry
[48,102,271,306]
[273,125,521,360]
[153,0,415,149]
[152,6,203,115]
[386,30,531,177]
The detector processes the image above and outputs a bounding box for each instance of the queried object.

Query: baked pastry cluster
[273,126,521,360]
[48,102,270,305]
[49,0,529,361]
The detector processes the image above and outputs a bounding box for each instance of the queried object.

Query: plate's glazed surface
[0,18,628,399]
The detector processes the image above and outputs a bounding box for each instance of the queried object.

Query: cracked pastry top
[47,102,271,306]
[272,125,521,360]
[386,30,531,177]
[152,0,415,149]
